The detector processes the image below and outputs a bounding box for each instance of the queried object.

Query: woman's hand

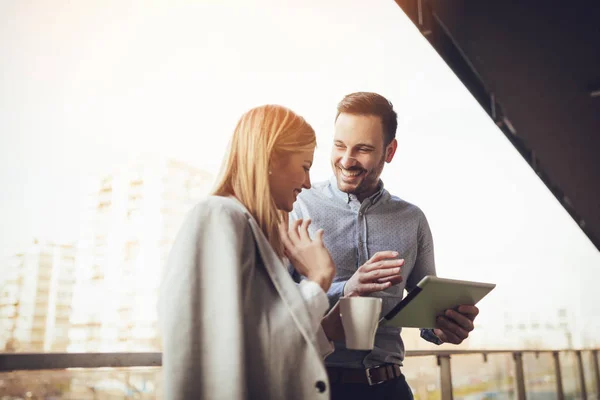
[280,219,335,292]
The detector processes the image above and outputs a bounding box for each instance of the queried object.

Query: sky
[1,0,599,348]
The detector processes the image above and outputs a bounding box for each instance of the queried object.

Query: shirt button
[315,380,327,393]
[359,212,363,217]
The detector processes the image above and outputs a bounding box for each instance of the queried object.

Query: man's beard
[336,156,385,198]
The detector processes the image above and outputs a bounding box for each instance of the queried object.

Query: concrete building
[68,156,213,352]
[0,240,76,352]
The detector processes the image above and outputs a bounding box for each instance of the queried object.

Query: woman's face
[269,149,314,212]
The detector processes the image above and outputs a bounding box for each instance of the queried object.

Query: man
[289,92,479,399]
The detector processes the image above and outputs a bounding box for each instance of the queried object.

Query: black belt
[326,364,402,386]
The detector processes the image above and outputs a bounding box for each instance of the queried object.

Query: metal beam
[0,352,161,372]
[437,354,454,400]
[592,350,600,399]
[513,352,527,400]
[575,351,587,399]
[391,0,600,250]
[552,351,565,400]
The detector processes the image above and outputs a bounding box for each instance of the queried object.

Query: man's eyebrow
[334,140,375,147]
[356,143,376,149]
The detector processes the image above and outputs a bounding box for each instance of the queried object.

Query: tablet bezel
[380,275,496,328]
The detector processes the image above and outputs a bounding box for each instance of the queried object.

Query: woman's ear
[269,152,283,173]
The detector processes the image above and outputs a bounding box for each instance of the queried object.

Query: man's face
[331,113,397,200]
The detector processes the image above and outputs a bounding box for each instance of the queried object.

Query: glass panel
[582,350,598,400]
[522,352,558,400]
[450,353,517,400]
[0,367,161,399]
[560,351,583,399]
[2,0,600,360]
[403,355,442,400]
[404,353,519,400]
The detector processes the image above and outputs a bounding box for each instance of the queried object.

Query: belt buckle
[365,365,386,386]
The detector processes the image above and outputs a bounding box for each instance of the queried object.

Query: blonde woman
[159,105,342,400]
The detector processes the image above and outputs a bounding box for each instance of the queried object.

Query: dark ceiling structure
[393,0,600,251]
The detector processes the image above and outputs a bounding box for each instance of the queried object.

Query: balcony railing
[1,349,599,399]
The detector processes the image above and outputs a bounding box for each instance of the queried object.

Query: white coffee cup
[339,297,382,350]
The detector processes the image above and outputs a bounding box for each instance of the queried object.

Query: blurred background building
[68,156,213,352]
[0,240,76,352]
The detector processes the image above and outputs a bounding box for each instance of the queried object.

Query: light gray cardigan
[159,196,330,399]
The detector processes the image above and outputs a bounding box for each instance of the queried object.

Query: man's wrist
[342,279,353,296]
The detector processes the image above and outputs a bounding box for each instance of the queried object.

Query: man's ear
[385,139,398,163]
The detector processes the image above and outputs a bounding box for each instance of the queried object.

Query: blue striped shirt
[290,176,442,368]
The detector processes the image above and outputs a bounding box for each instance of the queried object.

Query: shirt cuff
[298,280,329,327]
[298,280,335,358]
[327,280,346,309]
[420,328,444,345]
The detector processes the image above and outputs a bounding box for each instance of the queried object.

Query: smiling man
[290,92,480,400]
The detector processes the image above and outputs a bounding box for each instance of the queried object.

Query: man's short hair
[336,92,398,146]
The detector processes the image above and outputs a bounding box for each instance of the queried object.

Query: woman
[159,105,341,399]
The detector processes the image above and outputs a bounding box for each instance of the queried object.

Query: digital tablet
[380,276,496,328]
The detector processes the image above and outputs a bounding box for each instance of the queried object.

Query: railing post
[512,352,526,400]
[592,350,600,399]
[552,351,565,400]
[575,350,587,399]
[437,354,453,400]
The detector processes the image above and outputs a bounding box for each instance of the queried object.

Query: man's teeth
[340,168,362,177]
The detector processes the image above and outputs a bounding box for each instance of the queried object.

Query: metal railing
[407,349,600,400]
[1,349,599,399]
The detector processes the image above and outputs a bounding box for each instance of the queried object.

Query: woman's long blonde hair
[212,105,316,258]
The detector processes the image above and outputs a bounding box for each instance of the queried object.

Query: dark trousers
[330,374,414,400]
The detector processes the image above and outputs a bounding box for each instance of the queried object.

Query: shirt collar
[327,175,385,205]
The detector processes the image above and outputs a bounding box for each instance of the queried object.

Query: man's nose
[340,151,357,169]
